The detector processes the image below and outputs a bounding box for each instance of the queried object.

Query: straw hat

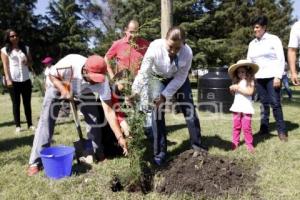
[228,59,258,79]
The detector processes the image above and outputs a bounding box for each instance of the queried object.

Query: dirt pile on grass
[154,149,258,199]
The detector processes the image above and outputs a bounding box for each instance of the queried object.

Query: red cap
[41,57,53,64]
[85,55,107,83]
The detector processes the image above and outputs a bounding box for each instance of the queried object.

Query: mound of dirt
[154,149,258,199]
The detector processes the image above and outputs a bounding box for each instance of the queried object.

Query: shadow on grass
[167,134,233,161]
[0,120,29,128]
[252,133,276,147]
[283,120,299,133]
[0,120,16,128]
[72,162,92,175]
[0,116,74,129]
[166,123,187,134]
[265,120,298,133]
[251,120,298,147]
[203,135,232,151]
[0,134,34,152]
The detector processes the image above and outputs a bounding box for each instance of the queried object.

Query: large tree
[178,0,295,68]
[0,0,38,39]
[45,0,90,57]
[93,0,161,55]
[0,0,43,72]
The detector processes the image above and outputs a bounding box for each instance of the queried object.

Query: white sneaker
[79,155,94,165]
[29,126,36,131]
[16,127,21,133]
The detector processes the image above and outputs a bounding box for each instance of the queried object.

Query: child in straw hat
[228,59,258,153]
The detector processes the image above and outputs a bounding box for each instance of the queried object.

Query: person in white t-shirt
[27,54,128,176]
[1,29,35,133]
[228,60,258,153]
[288,21,300,85]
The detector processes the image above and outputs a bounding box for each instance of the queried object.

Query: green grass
[0,88,300,200]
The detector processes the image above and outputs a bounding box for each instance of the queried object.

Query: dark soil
[154,149,258,199]
[125,167,153,193]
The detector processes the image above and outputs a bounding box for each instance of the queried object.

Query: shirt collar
[254,32,269,42]
[163,39,182,57]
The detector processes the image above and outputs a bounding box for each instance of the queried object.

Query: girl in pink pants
[228,60,259,153]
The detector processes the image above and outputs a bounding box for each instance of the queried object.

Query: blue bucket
[40,146,75,179]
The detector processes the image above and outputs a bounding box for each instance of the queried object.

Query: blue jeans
[149,77,202,161]
[256,78,287,134]
[281,75,292,99]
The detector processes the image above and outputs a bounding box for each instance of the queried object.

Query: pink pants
[232,112,254,149]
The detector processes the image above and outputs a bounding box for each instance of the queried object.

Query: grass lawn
[0,87,300,200]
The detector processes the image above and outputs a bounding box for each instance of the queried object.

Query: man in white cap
[27,54,128,176]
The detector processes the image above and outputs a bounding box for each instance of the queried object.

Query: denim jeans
[281,74,292,99]
[256,78,287,134]
[149,77,202,161]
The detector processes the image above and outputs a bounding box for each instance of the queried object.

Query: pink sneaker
[247,145,255,153]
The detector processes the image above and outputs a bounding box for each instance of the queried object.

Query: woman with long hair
[1,29,35,132]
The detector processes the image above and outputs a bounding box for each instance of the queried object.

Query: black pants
[8,79,33,128]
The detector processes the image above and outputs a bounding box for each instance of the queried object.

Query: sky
[292,0,300,19]
[34,0,300,19]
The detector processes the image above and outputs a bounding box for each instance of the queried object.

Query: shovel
[69,98,94,164]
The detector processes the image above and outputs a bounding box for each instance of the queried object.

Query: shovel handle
[69,99,84,139]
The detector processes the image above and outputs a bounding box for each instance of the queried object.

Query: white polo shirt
[132,38,193,98]
[50,54,111,101]
[247,32,285,79]
[288,21,300,48]
[1,46,30,82]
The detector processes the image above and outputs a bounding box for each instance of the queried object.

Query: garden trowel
[69,98,94,164]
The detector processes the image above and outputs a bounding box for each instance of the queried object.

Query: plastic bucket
[40,146,75,179]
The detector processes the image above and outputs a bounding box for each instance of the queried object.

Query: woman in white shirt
[1,29,34,132]
[132,27,206,165]
[247,16,287,141]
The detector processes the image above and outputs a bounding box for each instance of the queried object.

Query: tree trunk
[161,0,173,38]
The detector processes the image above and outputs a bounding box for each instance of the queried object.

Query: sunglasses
[9,35,18,38]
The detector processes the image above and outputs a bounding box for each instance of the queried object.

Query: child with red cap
[41,56,54,90]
